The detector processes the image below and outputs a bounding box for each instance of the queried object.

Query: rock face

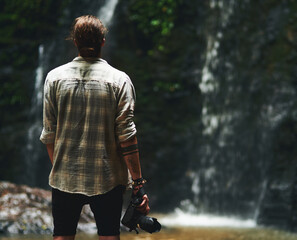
[0,181,97,235]
[256,119,297,231]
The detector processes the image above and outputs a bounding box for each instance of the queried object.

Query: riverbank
[2,181,297,239]
[1,227,297,240]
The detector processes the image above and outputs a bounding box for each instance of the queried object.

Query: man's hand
[133,185,150,215]
[46,143,54,164]
[137,194,150,215]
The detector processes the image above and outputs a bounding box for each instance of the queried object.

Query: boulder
[0,181,97,234]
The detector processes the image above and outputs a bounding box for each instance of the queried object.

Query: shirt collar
[73,56,107,64]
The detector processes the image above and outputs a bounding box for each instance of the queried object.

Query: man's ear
[101,38,105,47]
[74,39,78,47]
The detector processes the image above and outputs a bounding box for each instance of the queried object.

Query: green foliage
[128,0,183,54]
[0,0,69,44]
[111,0,204,210]
[0,0,68,122]
[0,78,26,106]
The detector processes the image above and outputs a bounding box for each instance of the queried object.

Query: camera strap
[136,187,146,198]
[131,186,146,206]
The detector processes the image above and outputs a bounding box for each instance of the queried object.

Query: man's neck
[78,53,101,58]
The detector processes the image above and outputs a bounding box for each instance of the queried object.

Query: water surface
[1,227,297,240]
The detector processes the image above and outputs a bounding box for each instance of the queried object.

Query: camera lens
[138,216,161,233]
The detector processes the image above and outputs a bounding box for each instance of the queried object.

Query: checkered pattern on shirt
[40,57,136,196]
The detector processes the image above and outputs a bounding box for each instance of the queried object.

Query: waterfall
[199,1,235,136]
[160,0,259,227]
[97,0,119,60]
[33,45,45,112]
[196,0,237,213]
[97,0,118,26]
[22,45,46,186]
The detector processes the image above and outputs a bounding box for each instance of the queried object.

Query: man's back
[40,56,136,195]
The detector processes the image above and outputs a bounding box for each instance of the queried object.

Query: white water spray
[200,0,236,136]
[28,44,45,151]
[97,0,118,26]
[32,45,44,113]
[23,44,45,185]
[160,210,256,228]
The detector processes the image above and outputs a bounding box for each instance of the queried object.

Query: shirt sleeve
[40,76,57,144]
[115,74,137,142]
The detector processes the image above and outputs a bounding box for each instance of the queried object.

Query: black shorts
[52,185,125,236]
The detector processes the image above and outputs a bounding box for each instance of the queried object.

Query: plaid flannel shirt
[40,57,136,196]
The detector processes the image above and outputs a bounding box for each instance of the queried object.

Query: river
[1,227,297,240]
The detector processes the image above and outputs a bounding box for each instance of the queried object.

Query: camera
[121,187,161,234]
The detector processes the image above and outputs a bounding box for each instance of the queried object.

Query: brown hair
[68,15,108,57]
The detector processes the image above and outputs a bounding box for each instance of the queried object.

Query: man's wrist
[132,178,147,196]
[132,177,147,188]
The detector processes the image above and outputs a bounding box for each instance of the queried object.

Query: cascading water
[196,0,237,214]
[97,0,118,25]
[33,45,45,112]
[97,0,119,61]
[160,0,260,227]
[21,44,49,187]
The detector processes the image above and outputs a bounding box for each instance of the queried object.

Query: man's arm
[40,77,57,156]
[120,136,141,180]
[46,143,54,165]
[120,135,150,215]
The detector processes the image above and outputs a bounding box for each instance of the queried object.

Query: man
[40,15,149,240]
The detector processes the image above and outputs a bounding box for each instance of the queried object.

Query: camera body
[121,188,161,234]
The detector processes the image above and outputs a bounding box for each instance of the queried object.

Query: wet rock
[0,181,97,235]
